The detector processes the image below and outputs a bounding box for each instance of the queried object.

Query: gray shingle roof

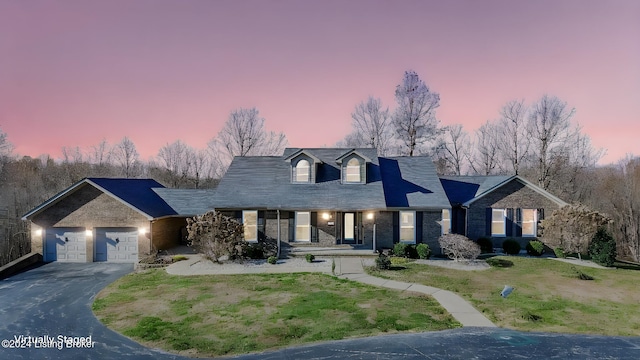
[439,175,511,205]
[153,188,217,216]
[212,148,451,211]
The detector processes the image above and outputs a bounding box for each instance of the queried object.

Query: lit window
[491,209,506,236]
[295,212,311,241]
[345,158,361,183]
[442,209,451,235]
[243,210,258,242]
[400,211,415,243]
[295,159,310,183]
[522,209,537,237]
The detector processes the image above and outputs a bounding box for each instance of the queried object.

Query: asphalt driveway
[0,262,184,359]
[1,262,639,360]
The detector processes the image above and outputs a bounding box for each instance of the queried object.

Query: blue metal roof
[87,178,178,218]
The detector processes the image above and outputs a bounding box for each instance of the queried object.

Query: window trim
[491,208,506,237]
[399,211,416,244]
[295,211,311,242]
[242,210,258,242]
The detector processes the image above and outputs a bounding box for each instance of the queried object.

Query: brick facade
[466,179,564,248]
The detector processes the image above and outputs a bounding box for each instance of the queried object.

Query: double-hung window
[399,211,415,243]
[441,209,451,235]
[491,209,506,237]
[295,211,311,241]
[243,210,258,242]
[345,158,361,183]
[521,209,537,237]
[294,159,310,183]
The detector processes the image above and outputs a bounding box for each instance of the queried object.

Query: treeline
[1,70,638,264]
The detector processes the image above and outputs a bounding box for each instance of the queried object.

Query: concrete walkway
[334,257,496,328]
[166,255,496,328]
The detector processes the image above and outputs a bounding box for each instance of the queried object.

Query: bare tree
[393,71,440,156]
[190,148,214,189]
[340,97,392,155]
[470,121,501,175]
[526,94,575,190]
[497,99,529,175]
[157,140,192,187]
[88,139,112,166]
[113,137,140,178]
[208,107,288,173]
[434,124,471,175]
[0,127,12,157]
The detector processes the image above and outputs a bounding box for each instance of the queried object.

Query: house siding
[466,180,563,248]
[422,210,443,255]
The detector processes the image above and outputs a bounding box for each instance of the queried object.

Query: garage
[44,228,87,262]
[95,228,139,263]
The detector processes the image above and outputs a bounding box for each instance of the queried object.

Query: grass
[93,270,459,357]
[367,256,640,336]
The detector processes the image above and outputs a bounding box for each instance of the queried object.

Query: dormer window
[294,159,310,183]
[345,158,361,183]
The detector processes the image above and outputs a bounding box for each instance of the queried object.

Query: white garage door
[95,228,138,263]
[44,228,87,262]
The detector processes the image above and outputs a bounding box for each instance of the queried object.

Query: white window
[243,210,258,242]
[345,158,361,183]
[491,209,506,237]
[442,209,451,235]
[295,159,310,183]
[295,211,311,241]
[522,209,537,237]
[399,211,415,243]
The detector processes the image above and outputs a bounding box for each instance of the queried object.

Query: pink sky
[1,0,638,164]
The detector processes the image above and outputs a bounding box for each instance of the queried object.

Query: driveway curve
[0,262,184,359]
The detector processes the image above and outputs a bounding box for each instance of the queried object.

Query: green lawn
[93,270,459,357]
[368,256,640,336]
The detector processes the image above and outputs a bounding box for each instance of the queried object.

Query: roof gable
[22,178,177,220]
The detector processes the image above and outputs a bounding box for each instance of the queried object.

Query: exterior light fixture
[35,229,42,237]
[322,213,331,220]
[366,212,374,220]
[138,228,148,235]
[85,229,92,236]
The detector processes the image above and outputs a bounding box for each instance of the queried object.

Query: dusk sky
[1,0,638,164]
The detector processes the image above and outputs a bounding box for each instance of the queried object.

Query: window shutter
[311,212,318,243]
[537,208,545,237]
[515,208,522,237]
[506,208,514,237]
[485,208,492,237]
[416,211,423,243]
[393,212,399,243]
[235,211,242,222]
[361,162,366,183]
[258,211,266,240]
[288,212,295,241]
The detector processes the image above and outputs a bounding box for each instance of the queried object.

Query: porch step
[285,246,377,257]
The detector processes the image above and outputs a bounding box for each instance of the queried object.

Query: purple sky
[1,0,638,164]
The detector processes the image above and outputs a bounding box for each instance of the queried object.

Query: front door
[343,212,361,244]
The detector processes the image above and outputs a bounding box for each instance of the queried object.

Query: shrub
[502,239,521,255]
[375,253,391,270]
[526,240,545,256]
[186,211,245,263]
[416,243,431,259]
[588,228,616,267]
[554,247,566,258]
[476,237,494,253]
[267,256,278,265]
[392,243,418,258]
[438,234,481,261]
[305,253,315,263]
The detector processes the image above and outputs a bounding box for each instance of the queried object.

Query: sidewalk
[166,255,496,328]
[335,257,496,328]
